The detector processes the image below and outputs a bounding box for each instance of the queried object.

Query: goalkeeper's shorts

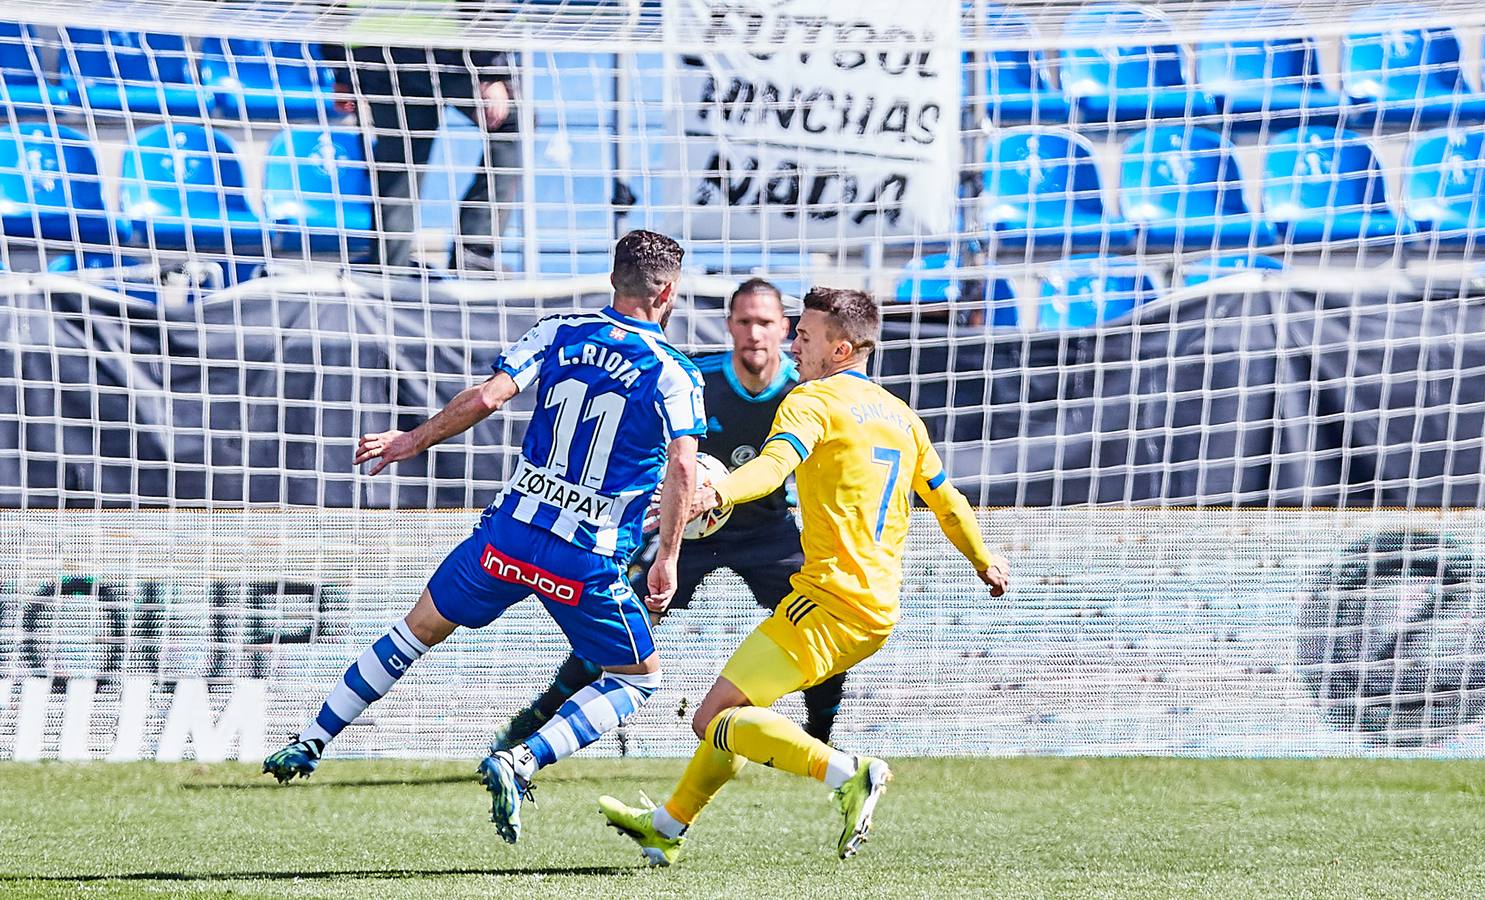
[426,509,656,667]
[719,591,890,707]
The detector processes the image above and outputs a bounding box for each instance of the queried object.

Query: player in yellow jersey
[599,287,1009,866]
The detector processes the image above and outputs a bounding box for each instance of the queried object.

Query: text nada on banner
[663,0,962,241]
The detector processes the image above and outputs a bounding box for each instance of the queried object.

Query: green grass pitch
[3,757,1484,899]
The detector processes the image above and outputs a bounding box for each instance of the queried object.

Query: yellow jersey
[713,369,994,631]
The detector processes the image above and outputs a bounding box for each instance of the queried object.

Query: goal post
[4,0,1485,761]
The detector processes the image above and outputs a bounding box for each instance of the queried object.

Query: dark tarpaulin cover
[3,278,1483,508]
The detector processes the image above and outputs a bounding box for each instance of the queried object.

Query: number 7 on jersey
[871,446,901,541]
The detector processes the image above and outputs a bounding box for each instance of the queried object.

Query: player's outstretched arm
[912,433,1009,595]
[356,372,520,476]
[918,477,1009,596]
[647,435,698,612]
[692,434,804,520]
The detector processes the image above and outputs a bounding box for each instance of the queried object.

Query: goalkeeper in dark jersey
[492,278,848,747]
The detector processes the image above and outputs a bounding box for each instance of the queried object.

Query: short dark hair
[803,287,879,357]
[611,230,683,300]
[728,277,784,315]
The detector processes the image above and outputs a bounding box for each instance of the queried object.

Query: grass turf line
[2,758,1484,899]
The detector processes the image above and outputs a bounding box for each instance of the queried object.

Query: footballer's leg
[801,672,847,744]
[490,541,711,751]
[488,654,602,753]
[602,597,813,863]
[265,527,515,783]
[264,588,453,782]
[737,528,844,743]
[608,594,892,861]
[700,612,892,860]
[482,559,662,842]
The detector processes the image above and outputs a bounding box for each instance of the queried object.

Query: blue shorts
[426,510,656,667]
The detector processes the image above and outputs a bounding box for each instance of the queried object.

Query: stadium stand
[0,21,67,110]
[57,28,207,116]
[516,131,614,251]
[982,128,1132,248]
[1037,253,1161,328]
[0,123,118,245]
[6,14,1485,316]
[530,51,618,131]
[197,38,336,122]
[1262,126,1416,243]
[977,4,1069,124]
[44,250,162,302]
[1340,6,1485,124]
[46,250,142,272]
[262,128,374,256]
[894,253,1020,327]
[1059,2,1214,122]
[119,124,265,254]
[1119,126,1276,249]
[684,245,814,298]
[1193,7,1342,122]
[1178,251,1286,286]
[1404,128,1485,243]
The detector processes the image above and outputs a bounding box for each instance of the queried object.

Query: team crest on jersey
[608,326,627,341]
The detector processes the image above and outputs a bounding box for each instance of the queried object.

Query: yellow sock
[663,743,746,826]
[704,706,833,782]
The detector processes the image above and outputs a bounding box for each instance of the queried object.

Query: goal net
[5,0,1485,762]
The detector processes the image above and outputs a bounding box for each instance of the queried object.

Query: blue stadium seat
[1341,6,1485,124]
[47,250,143,272]
[46,251,160,302]
[198,38,336,122]
[0,22,68,112]
[530,52,617,131]
[1180,251,1285,286]
[894,253,1019,327]
[1194,6,1343,122]
[1262,126,1415,243]
[57,29,208,116]
[262,128,373,255]
[981,128,1131,248]
[0,123,119,244]
[1037,254,1160,329]
[1119,126,1276,249]
[1404,128,1485,243]
[119,124,265,253]
[979,4,1069,124]
[1059,3,1215,122]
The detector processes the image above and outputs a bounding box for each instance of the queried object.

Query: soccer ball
[686,452,734,540]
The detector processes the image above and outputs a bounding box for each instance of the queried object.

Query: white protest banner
[662,0,962,243]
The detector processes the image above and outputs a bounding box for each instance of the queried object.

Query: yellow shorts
[720,591,890,707]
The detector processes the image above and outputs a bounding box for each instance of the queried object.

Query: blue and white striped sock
[522,670,660,773]
[300,620,429,748]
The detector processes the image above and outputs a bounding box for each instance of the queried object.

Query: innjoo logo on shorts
[480,544,583,606]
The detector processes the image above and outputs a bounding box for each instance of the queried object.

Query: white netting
[3,0,1485,760]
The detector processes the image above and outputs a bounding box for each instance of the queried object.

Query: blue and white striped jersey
[489,306,707,559]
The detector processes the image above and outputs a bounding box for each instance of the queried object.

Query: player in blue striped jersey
[492,279,850,752]
[263,231,704,846]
